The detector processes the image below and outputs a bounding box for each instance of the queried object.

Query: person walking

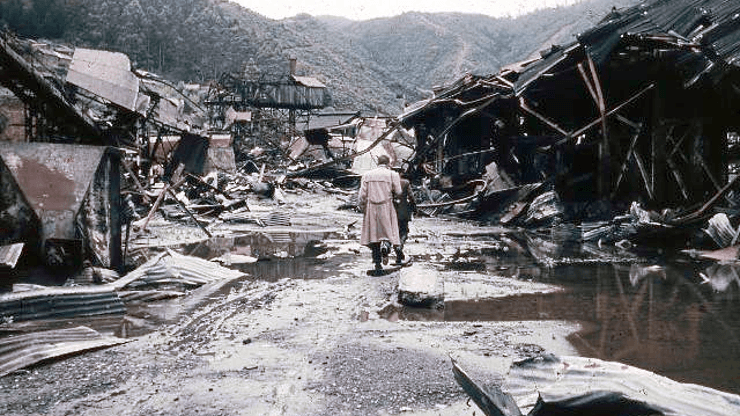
[358,155,401,271]
[392,164,416,265]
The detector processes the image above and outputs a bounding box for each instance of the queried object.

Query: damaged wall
[0,142,121,270]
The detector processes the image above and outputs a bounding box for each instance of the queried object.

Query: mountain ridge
[0,0,641,115]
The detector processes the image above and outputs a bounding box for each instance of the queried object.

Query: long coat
[359,166,401,246]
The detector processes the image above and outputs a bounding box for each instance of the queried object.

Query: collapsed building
[398,0,740,222]
[205,58,332,163]
[0,34,208,271]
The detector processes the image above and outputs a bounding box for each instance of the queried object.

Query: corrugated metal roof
[579,0,740,68]
[0,285,125,322]
[112,250,245,291]
[291,75,327,88]
[514,42,580,95]
[502,355,740,416]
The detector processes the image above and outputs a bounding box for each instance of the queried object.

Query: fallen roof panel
[0,326,127,377]
[67,48,140,112]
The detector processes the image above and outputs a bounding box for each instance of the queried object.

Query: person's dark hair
[377,155,390,166]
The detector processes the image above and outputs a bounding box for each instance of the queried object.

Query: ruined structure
[0,34,208,270]
[205,59,332,160]
[400,0,740,218]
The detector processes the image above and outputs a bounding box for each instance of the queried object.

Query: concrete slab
[398,263,444,307]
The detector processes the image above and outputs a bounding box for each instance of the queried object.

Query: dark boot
[370,243,383,270]
[394,246,405,265]
[380,241,391,265]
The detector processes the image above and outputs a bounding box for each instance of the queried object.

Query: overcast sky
[233,0,583,21]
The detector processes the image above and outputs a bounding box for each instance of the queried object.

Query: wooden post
[651,79,667,204]
[587,56,611,200]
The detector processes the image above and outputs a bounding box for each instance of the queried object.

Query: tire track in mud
[164,279,295,351]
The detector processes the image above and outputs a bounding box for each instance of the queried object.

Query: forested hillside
[0,0,640,114]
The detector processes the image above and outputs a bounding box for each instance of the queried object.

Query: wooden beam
[577,63,600,106]
[612,129,643,197]
[632,149,654,200]
[122,161,151,204]
[587,56,611,198]
[667,157,690,200]
[673,175,740,223]
[167,188,212,238]
[564,83,654,143]
[137,173,187,232]
[519,97,569,136]
[615,114,641,131]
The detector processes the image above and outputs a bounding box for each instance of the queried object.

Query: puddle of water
[176,231,353,281]
[382,259,740,395]
[179,231,341,260]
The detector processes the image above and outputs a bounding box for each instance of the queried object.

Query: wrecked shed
[401,0,740,217]
[210,73,331,111]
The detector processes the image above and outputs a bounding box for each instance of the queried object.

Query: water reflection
[383,260,740,394]
[180,231,339,261]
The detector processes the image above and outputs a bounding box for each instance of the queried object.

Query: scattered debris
[0,243,23,269]
[112,250,245,292]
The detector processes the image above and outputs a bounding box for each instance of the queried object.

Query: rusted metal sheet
[66,48,140,112]
[0,143,104,240]
[0,142,121,269]
[0,326,127,377]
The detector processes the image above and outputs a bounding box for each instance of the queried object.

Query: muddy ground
[0,191,595,416]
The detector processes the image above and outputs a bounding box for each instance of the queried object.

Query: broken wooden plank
[611,129,643,197]
[0,326,127,377]
[673,175,740,223]
[166,188,212,237]
[137,175,188,231]
[667,157,690,200]
[565,83,654,142]
[587,55,610,198]
[577,62,600,106]
[631,149,654,200]
[0,243,23,269]
[121,161,151,204]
